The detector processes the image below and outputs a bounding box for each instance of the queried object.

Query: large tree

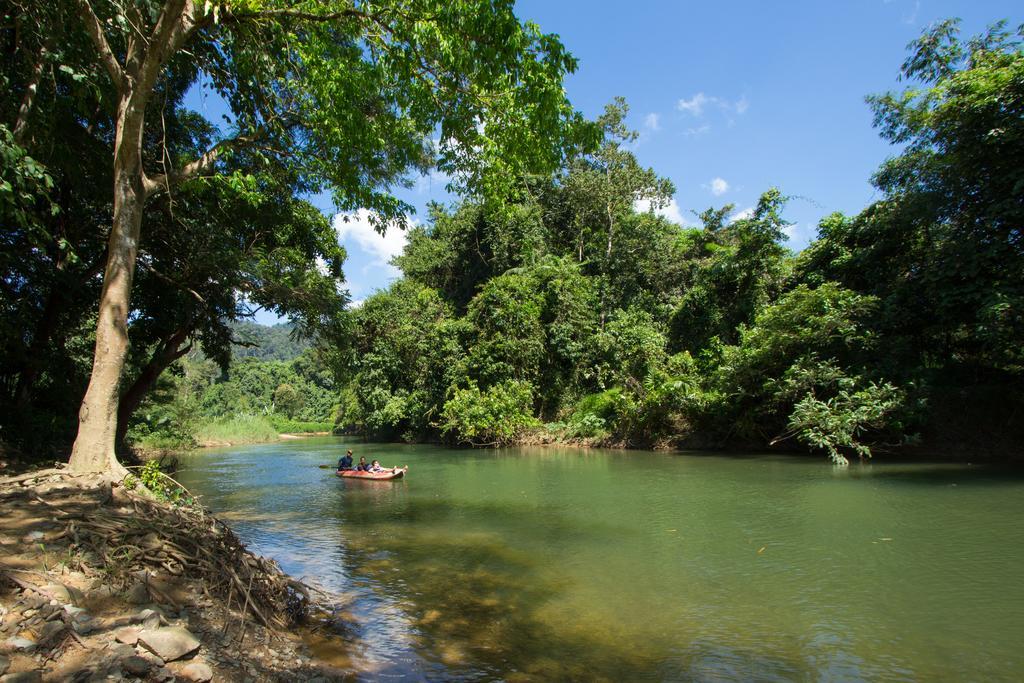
[47,0,587,474]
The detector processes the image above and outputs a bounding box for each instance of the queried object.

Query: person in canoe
[357,456,369,471]
[369,459,408,475]
[337,450,354,471]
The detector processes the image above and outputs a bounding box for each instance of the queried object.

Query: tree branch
[144,133,258,197]
[72,0,124,90]
[135,0,189,98]
[12,40,50,144]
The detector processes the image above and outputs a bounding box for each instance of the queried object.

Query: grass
[266,415,335,434]
[195,414,279,445]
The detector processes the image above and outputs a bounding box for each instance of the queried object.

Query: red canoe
[336,467,407,480]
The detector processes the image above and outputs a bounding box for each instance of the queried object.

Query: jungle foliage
[337,21,1024,463]
[2,14,1021,465]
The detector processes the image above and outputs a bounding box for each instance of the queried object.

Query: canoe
[336,467,407,480]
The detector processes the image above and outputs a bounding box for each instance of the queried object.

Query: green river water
[175,438,1024,681]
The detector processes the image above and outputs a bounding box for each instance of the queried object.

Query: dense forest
[1,8,1021,466]
[335,22,1024,463]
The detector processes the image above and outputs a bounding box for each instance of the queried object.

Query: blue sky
[183,1,1019,322]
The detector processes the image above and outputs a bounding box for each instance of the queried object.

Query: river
[175,438,1024,681]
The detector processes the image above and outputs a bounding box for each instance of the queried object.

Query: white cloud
[677,92,710,116]
[677,92,749,118]
[643,112,661,131]
[730,207,754,223]
[635,197,687,225]
[332,208,412,276]
[709,177,729,196]
[348,298,365,309]
[684,124,711,137]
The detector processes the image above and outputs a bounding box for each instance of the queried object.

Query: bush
[441,380,538,446]
[266,414,333,433]
[785,381,905,465]
[565,412,608,439]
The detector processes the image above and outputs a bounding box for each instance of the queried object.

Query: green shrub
[441,380,538,446]
[785,381,904,465]
[266,414,333,433]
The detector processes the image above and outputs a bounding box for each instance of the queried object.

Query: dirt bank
[0,469,352,682]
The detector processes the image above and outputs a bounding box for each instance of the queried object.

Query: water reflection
[177,440,1024,681]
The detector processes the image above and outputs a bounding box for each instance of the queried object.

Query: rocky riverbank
[0,469,350,682]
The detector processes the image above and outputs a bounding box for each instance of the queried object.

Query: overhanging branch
[72,0,124,91]
[144,133,258,197]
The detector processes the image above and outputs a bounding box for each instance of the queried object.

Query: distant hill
[230,321,311,361]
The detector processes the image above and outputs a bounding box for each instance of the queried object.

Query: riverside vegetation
[335,21,1024,463]
[0,4,1021,680]
[2,9,1022,475]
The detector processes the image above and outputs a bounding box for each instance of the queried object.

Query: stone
[132,608,164,624]
[67,669,93,683]
[3,637,35,652]
[120,656,152,676]
[107,643,135,660]
[135,649,164,667]
[38,621,64,643]
[71,618,95,635]
[43,584,71,603]
[137,627,200,662]
[1,671,42,683]
[0,655,9,675]
[113,628,140,646]
[66,585,86,605]
[126,583,149,605]
[142,614,161,630]
[177,662,213,682]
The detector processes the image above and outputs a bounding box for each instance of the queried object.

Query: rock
[38,621,64,643]
[121,655,153,676]
[43,584,71,603]
[1,671,42,683]
[67,669,93,683]
[114,627,140,645]
[3,636,36,652]
[142,613,161,630]
[107,643,135,659]
[63,605,86,618]
[66,584,86,605]
[177,661,213,682]
[0,655,9,675]
[132,608,165,625]
[126,583,149,605]
[135,649,164,667]
[153,666,175,682]
[71,618,95,635]
[137,627,200,662]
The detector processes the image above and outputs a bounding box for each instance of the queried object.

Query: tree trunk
[115,327,192,451]
[68,97,147,477]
